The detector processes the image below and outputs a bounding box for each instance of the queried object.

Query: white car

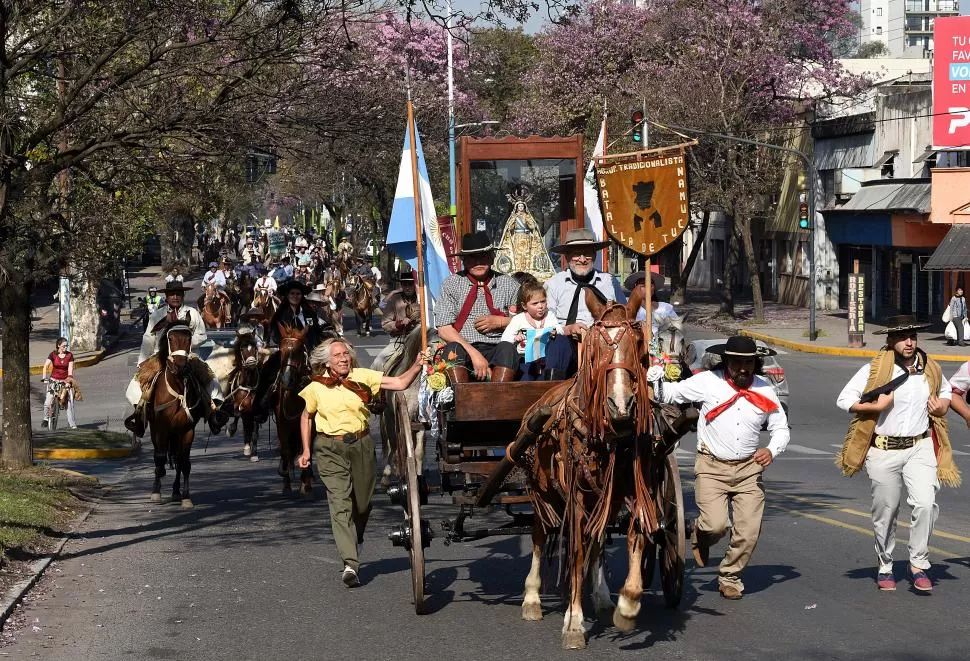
[684,338,790,417]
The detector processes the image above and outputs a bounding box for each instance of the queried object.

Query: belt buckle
[342,432,359,444]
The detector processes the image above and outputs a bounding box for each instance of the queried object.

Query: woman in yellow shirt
[298,338,424,587]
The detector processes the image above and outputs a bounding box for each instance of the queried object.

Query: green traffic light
[632,134,642,142]
[799,219,809,229]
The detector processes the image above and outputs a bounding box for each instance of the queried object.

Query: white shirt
[544,269,627,326]
[501,311,565,355]
[950,361,970,396]
[371,266,382,282]
[837,362,951,437]
[255,276,277,293]
[165,274,184,283]
[138,305,208,364]
[636,301,680,330]
[203,270,226,288]
[657,369,790,459]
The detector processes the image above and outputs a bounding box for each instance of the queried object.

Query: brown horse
[273,324,314,495]
[516,287,661,649]
[347,274,379,336]
[319,277,346,337]
[227,333,262,461]
[147,321,208,508]
[200,283,231,328]
[252,287,278,320]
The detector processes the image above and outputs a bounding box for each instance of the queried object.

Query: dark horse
[147,320,209,508]
[272,324,314,495]
[347,274,379,337]
[227,333,262,461]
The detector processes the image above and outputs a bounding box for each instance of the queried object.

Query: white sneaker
[341,565,360,588]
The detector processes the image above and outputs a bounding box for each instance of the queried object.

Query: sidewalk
[0,265,186,377]
[676,296,970,363]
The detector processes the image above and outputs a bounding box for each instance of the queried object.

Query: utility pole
[447,0,457,219]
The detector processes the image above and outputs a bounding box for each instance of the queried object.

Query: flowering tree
[514,0,867,316]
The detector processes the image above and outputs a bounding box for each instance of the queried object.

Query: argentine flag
[584,118,607,270]
[386,119,450,311]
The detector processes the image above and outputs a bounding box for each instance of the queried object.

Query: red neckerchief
[453,273,503,332]
[704,375,778,422]
[313,373,371,404]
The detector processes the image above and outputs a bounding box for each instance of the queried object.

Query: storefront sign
[595,149,689,256]
[848,273,865,346]
[933,16,970,149]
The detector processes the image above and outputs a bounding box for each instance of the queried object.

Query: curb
[33,436,141,461]
[0,347,108,380]
[740,329,970,363]
[0,507,93,627]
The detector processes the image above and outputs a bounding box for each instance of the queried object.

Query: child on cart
[500,281,564,381]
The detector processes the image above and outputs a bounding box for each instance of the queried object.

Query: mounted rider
[624,270,681,334]
[373,270,419,371]
[337,235,355,262]
[435,231,520,383]
[123,282,230,437]
[237,306,267,350]
[543,228,627,380]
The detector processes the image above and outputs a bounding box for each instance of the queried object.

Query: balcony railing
[905,0,959,13]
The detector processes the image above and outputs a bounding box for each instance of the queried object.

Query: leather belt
[872,431,929,451]
[321,429,368,444]
[698,446,753,465]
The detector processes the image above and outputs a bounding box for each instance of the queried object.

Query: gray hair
[309,338,357,369]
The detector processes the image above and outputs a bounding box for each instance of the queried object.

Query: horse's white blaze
[606,325,632,418]
[590,564,614,614]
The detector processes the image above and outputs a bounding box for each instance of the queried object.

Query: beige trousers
[693,453,765,593]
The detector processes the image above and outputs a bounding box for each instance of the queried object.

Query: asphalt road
[5,321,970,660]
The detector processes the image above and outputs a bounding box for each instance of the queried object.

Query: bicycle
[41,377,73,430]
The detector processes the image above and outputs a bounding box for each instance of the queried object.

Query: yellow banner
[595,149,689,256]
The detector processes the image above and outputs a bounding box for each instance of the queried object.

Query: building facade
[861,0,961,58]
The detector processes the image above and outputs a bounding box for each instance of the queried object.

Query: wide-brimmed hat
[875,315,932,335]
[623,270,666,294]
[208,261,219,268]
[707,335,776,358]
[162,282,193,295]
[453,231,496,256]
[305,291,326,303]
[398,270,415,282]
[551,228,609,253]
[277,280,309,297]
[240,306,264,319]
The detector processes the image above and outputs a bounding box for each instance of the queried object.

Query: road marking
[774,492,970,545]
[767,502,961,559]
[783,443,831,455]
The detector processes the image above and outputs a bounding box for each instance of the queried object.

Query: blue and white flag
[386,116,450,310]
[584,117,607,270]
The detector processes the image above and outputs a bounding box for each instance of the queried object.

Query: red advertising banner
[437,215,461,274]
[934,16,970,149]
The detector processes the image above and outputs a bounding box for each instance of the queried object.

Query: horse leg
[562,519,587,649]
[243,413,256,460]
[151,450,166,502]
[613,517,645,632]
[180,438,194,509]
[172,458,182,503]
[278,427,293,494]
[522,525,546,621]
[590,541,616,624]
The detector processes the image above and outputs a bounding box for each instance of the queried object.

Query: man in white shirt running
[836,315,958,593]
[653,335,789,600]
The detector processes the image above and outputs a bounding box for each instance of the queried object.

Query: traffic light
[631,110,644,144]
[798,201,810,229]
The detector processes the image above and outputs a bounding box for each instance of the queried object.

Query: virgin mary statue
[493,194,555,281]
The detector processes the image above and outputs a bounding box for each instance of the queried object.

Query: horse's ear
[626,284,644,320]
[585,288,606,322]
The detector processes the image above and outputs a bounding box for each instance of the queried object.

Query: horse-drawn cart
[386,360,687,623]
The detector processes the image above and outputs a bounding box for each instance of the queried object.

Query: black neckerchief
[566,269,607,325]
[858,348,926,403]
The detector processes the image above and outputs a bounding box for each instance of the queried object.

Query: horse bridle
[588,319,643,391]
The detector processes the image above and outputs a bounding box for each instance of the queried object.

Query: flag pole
[599,105,608,270]
[406,96,430,351]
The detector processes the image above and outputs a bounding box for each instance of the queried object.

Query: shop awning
[837,179,931,214]
[923,224,970,270]
[873,150,898,167]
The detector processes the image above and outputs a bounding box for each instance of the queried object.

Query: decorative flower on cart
[421,343,457,404]
[426,372,447,392]
[647,335,684,382]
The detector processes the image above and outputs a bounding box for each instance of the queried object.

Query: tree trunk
[739,215,764,322]
[160,205,196,270]
[1,277,34,468]
[719,214,740,316]
[69,269,101,352]
[671,210,710,304]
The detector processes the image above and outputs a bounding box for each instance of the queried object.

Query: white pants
[44,388,76,427]
[864,438,940,573]
[125,375,224,407]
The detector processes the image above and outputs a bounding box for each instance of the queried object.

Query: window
[779,240,794,275]
[798,241,811,278]
[876,7,883,16]
[876,26,883,35]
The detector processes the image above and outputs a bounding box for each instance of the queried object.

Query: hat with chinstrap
[875,314,931,335]
[707,335,776,358]
[453,231,496,256]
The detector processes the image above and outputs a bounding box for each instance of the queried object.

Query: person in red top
[41,337,77,429]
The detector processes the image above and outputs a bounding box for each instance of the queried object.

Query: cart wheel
[659,453,685,607]
[396,396,426,614]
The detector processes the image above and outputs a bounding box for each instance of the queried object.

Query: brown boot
[444,365,470,385]
[490,366,516,382]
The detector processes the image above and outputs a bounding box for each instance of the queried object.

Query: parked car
[364,238,382,257]
[683,338,790,417]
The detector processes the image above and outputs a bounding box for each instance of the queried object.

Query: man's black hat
[453,231,495,256]
[707,335,776,358]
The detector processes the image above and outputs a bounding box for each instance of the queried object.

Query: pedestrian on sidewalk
[651,335,790,600]
[947,287,967,346]
[41,337,78,429]
[296,338,425,588]
[835,315,960,594]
